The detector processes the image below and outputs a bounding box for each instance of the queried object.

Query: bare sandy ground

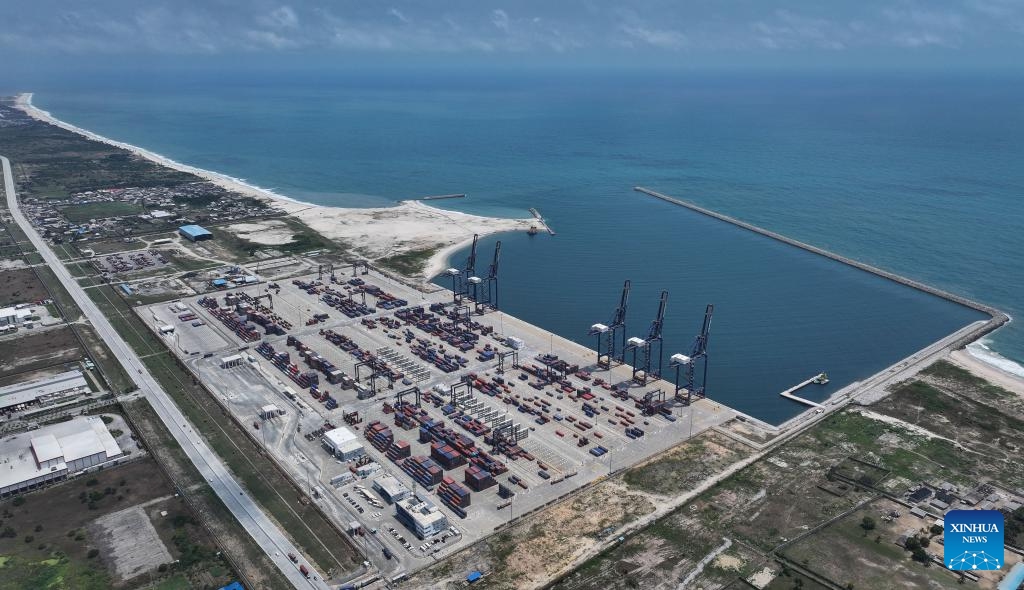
[16,93,534,279]
[221,219,297,245]
[291,199,532,278]
[949,348,1024,398]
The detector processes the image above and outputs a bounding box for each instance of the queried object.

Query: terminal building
[321,427,366,461]
[178,224,213,242]
[372,474,411,504]
[0,370,90,416]
[395,493,448,539]
[0,416,123,497]
[0,305,34,328]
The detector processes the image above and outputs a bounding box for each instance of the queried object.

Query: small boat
[813,372,830,385]
[527,226,539,235]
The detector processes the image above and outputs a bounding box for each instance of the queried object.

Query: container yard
[136,263,736,575]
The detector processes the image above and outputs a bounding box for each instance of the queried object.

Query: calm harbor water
[24,69,1021,423]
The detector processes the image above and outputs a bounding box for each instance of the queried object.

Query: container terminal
[136,246,746,581]
[135,222,1004,585]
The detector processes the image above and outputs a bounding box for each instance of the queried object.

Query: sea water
[23,69,1022,423]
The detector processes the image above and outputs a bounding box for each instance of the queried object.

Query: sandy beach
[15,92,535,279]
[949,348,1024,398]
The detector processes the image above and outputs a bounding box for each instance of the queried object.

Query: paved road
[2,155,330,590]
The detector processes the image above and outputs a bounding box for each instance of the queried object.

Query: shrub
[87,548,99,559]
[11,497,25,507]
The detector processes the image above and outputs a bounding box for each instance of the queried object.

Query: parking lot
[137,266,735,575]
[93,250,168,275]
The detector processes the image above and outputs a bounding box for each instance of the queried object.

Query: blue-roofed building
[467,571,483,583]
[211,278,228,288]
[217,582,244,590]
[179,224,213,242]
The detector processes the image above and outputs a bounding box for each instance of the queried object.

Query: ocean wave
[966,339,1024,379]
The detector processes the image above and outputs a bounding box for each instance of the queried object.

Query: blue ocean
[20,69,1024,424]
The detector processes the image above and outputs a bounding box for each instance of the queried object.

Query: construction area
[136,241,738,579]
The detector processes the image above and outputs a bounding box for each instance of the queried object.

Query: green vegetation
[202,217,345,261]
[0,111,198,199]
[379,246,439,276]
[76,324,137,393]
[153,574,191,590]
[623,437,750,496]
[1007,507,1024,548]
[0,554,110,590]
[123,399,294,590]
[60,202,145,223]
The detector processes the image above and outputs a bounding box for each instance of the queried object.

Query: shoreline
[951,347,1024,398]
[13,92,1024,420]
[16,93,315,212]
[14,92,536,279]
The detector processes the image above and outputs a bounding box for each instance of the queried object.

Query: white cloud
[893,32,954,47]
[263,6,299,29]
[620,25,686,49]
[491,9,510,32]
[387,8,408,24]
[3,0,1023,59]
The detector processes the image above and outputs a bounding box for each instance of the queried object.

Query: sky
[3,0,1024,74]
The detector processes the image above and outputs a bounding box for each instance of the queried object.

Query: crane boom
[464,234,479,277]
[646,290,669,341]
[487,241,501,279]
[611,279,630,327]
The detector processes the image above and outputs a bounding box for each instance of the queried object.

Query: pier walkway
[417,193,465,201]
[779,375,827,408]
[529,207,556,235]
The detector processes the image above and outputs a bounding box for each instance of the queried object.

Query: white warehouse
[321,427,365,461]
[0,416,123,497]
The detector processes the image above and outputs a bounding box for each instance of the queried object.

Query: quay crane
[474,241,502,313]
[589,280,631,370]
[671,304,714,405]
[445,233,478,304]
[625,290,669,385]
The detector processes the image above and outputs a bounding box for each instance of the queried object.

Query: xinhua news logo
[944,509,1004,571]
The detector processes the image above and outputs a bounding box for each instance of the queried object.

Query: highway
[2,155,331,590]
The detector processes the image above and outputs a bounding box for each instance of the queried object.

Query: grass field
[378,246,439,276]
[0,458,230,590]
[0,326,83,378]
[623,433,751,496]
[123,399,293,590]
[782,504,963,590]
[0,268,49,306]
[60,202,146,223]
[188,217,345,262]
